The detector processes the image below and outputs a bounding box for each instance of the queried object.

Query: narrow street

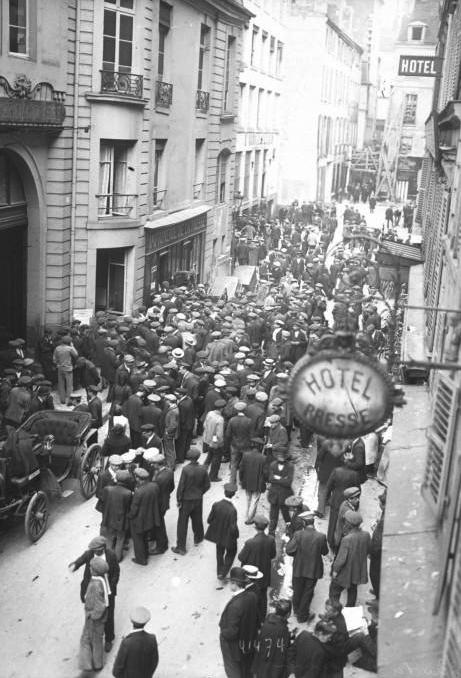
[0,203,386,678]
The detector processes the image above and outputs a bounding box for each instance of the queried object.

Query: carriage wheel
[80,443,102,499]
[25,491,49,542]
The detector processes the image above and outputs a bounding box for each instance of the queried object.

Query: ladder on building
[376,100,404,202]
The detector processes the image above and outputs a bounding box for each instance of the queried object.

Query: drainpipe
[69,0,81,321]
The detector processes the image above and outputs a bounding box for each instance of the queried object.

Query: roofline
[326,17,364,54]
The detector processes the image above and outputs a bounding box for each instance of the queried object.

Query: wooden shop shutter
[416,155,430,224]
[427,189,449,349]
[423,375,459,515]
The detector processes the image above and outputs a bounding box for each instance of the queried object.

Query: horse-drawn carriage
[0,410,102,542]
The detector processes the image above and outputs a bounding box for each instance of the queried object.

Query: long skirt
[78,615,106,671]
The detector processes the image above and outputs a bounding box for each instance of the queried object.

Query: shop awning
[380,240,423,262]
[234,265,257,286]
[144,204,212,230]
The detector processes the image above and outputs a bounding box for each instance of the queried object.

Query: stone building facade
[0,0,251,342]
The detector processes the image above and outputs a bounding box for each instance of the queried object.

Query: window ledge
[85,92,148,108]
[88,218,142,230]
[220,112,236,122]
[196,111,208,119]
[155,106,171,116]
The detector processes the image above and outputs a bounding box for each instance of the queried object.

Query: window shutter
[423,375,459,515]
[433,454,461,618]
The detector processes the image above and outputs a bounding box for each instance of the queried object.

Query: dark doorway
[95,248,127,313]
[0,224,27,342]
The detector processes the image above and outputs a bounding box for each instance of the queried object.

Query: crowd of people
[0,198,395,677]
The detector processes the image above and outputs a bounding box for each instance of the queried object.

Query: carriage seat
[31,418,79,459]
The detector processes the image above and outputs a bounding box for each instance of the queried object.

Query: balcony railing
[100,70,143,98]
[153,188,167,210]
[96,193,137,217]
[193,182,204,200]
[156,80,173,107]
[196,89,210,113]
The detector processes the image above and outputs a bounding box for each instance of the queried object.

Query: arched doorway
[0,151,28,344]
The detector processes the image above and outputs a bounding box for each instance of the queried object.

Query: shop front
[143,205,211,304]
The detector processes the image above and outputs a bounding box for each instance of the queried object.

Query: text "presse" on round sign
[290,353,392,438]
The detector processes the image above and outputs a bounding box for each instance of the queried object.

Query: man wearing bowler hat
[112,606,159,678]
[205,482,239,579]
[149,452,174,555]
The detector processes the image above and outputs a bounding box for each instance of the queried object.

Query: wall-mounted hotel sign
[398,55,441,77]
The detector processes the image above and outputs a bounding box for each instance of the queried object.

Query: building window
[234,151,242,197]
[216,151,230,203]
[9,0,28,55]
[269,36,275,73]
[276,41,283,75]
[261,31,268,70]
[194,138,206,200]
[243,151,252,198]
[257,88,264,129]
[98,141,136,217]
[96,247,128,314]
[158,1,171,79]
[253,150,261,198]
[223,36,236,112]
[251,26,259,66]
[153,139,167,207]
[198,24,211,91]
[408,22,426,42]
[403,93,418,125]
[103,0,134,73]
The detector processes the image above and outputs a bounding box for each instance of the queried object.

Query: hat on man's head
[255,392,268,403]
[130,606,151,626]
[214,399,226,408]
[343,487,361,499]
[344,509,363,526]
[115,470,132,485]
[109,454,123,466]
[224,482,237,495]
[134,467,149,480]
[143,448,159,463]
[9,338,26,347]
[269,414,280,424]
[229,566,249,585]
[234,401,247,412]
[242,564,263,580]
[187,447,202,460]
[253,514,269,529]
[124,354,135,364]
[121,450,136,464]
[88,536,106,551]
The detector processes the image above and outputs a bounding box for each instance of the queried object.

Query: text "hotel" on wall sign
[398,55,440,77]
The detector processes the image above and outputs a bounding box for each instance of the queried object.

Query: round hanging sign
[289,350,394,439]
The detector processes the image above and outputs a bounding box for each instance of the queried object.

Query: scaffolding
[376,99,404,201]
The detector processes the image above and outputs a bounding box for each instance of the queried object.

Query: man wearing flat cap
[334,486,361,552]
[286,513,328,623]
[69,536,120,653]
[100,470,133,562]
[225,402,252,485]
[129,467,161,566]
[238,514,276,619]
[172,447,210,555]
[330,510,371,607]
[219,566,259,678]
[149,453,174,555]
[239,439,268,525]
[113,607,159,678]
[176,387,195,464]
[205,482,239,579]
